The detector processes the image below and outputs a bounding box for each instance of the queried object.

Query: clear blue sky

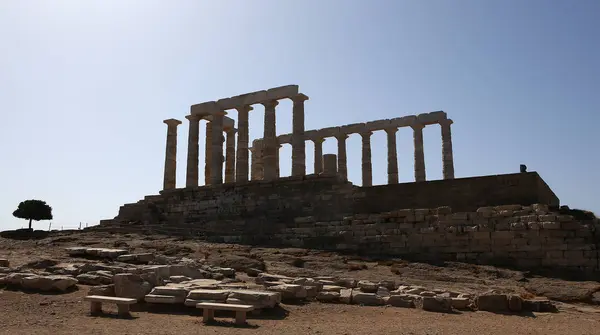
[1,0,598,231]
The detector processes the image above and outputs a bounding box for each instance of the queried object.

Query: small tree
[12,199,53,230]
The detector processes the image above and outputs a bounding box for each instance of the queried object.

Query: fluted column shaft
[361,131,373,186]
[235,106,252,182]
[185,115,200,187]
[412,123,426,182]
[275,143,281,177]
[291,94,308,176]
[225,129,236,183]
[336,134,348,180]
[210,112,225,184]
[262,100,279,181]
[386,128,399,184]
[163,119,182,190]
[204,122,212,185]
[440,119,455,179]
[313,138,324,174]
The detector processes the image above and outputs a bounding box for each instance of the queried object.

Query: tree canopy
[12,199,53,230]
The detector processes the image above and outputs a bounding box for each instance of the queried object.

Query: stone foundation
[95,172,598,275]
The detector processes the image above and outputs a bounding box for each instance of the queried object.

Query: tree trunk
[28,218,32,230]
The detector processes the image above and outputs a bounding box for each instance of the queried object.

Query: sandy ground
[1,230,600,334]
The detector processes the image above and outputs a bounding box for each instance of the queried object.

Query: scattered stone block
[21,275,78,292]
[228,290,281,309]
[76,273,112,286]
[420,291,437,297]
[340,289,353,304]
[169,275,191,283]
[476,293,508,312]
[322,285,344,293]
[357,280,378,293]
[89,284,115,296]
[187,289,230,301]
[316,291,340,303]
[145,294,183,304]
[451,297,471,310]
[415,296,452,313]
[113,273,152,301]
[387,294,416,308]
[508,295,523,312]
[351,292,384,306]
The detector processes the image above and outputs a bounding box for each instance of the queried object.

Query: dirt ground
[1,230,600,334]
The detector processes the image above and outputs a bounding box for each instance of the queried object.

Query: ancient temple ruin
[161,85,455,190]
[94,85,594,275]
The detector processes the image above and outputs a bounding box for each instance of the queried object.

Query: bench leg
[235,311,247,325]
[202,308,214,323]
[90,302,102,315]
[117,304,130,317]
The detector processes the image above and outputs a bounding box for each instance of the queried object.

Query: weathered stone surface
[357,280,378,293]
[340,288,353,304]
[76,273,112,286]
[351,292,384,306]
[169,275,191,283]
[149,286,189,298]
[256,273,293,284]
[451,297,471,310]
[0,272,36,286]
[21,275,77,292]
[387,294,416,308]
[228,290,281,308]
[316,291,340,303]
[113,273,152,301]
[89,284,115,296]
[322,285,344,293]
[476,293,508,312]
[145,294,183,304]
[117,253,154,264]
[508,295,523,312]
[0,259,9,267]
[267,284,307,300]
[187,289,229,301]
[415,296,452,313]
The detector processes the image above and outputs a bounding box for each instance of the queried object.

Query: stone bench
[196,302,254,325]
[84,295,137,317]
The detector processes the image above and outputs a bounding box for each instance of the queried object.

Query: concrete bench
[84,295,137,317]
[196,302,254,325]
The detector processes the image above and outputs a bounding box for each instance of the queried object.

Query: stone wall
[96,172,597,276]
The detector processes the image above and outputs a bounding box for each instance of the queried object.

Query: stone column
[361,131,373,186]
[235,105,252,182]
[204,122,212,185]
[251,139,264,180]
[322,154,338,176]
[225,129,236,183]
[185,115,201,188]
[162,119,182,190]
[336,134,348,180]
[385,127,399,184]
[210,112,226,184]
[261,100,279,181]
[313,138,324,174]
[275,143,282,178]
[440,119,455,179]
[412,123,426,182]
[291,94,308,176]
[250,146,257,181]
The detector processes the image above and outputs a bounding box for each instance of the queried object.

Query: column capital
[439,118,454,127]
[312,137,326,144]
[235,105,254,113]
[360,131,373,138]
[261,99,279,108]
[226,128,238,135]
[411,123,425,131]
[335,133,349,140]
[384,127,398,135]
[163,118,182,126]
[185,114,201,122]
[290,93,309,103]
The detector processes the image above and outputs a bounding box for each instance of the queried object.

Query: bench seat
[84,295,137,316]
[196,302,254,325]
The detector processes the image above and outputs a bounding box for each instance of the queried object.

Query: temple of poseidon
[95,85,600,275]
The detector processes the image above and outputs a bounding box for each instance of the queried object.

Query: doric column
[385,127,399,184]
[291,94,308,176]
[412,123,426,182]
[440,119,455,179]
[336,134,348,180]
[261,100,279,181]
[185,115,201,187]
[322,154,338,176]
[313,138,325,174]
[235,105,252,182]
[162,119,182,190]
[251,139,264,181]
[210,112,226,184]
[225,129,236,183]
[204,122,212,185]
[361,131,373,186]
[250,146,257,181]
[275,143,282,178]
